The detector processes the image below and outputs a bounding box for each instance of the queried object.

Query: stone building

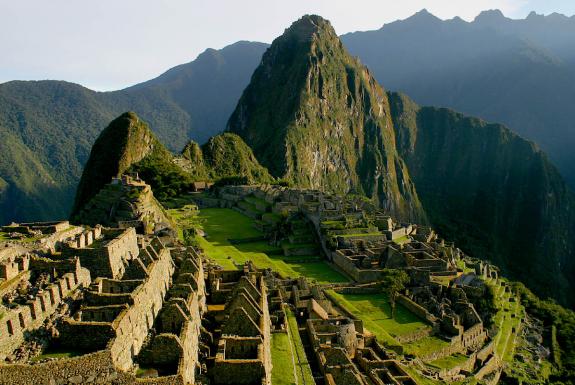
[0,256,91,359]
[61,227,138,279]
[0,229,207,385]
[208,265,272,385]
[73,174,171,234]
[306,304,419,385]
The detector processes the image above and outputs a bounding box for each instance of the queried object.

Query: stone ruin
[0,255,91,361]
[205,184,506,383]
[268,275,421,385]
[74,174,171,234]
[206,264,272,385]
[0,218,207,385]
[0,180,518,384]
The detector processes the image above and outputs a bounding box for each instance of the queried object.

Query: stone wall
[395,327,432,344]
[59,240,175,369]
[396,295,437,324]
[213,337,267,385]
[0,264,91,357]
[1,221,69,235]
[0,350,121,385]
[41,225,84,252]
[0,348,188,385]
[474,355,502,381]
[109,246,175,370]
[69,228,139,279]
[175,315,200,384]
[211,273,271,385]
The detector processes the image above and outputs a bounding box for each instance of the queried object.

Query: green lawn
[0,231,41,243]
[337,232,382,238]
[403,336,450,357]
[162,193,206,209]
[195,208,347,283]
[271,333,297,385]
[31,347,84,362]
[393,235,411,245]
[428,353,469,370]
[327,290,450,358]
[285,307,315,385]
[200,208,262,239]
[328,291,430,338]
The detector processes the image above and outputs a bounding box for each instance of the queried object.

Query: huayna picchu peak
[228,15,426,223]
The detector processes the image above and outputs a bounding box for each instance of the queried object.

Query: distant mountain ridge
[3,9,575,225]
[341,8,575,188]
[0,41,267,224]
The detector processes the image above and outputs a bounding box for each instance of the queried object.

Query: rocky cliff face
[228,15,425,222]
[71,112,171,218]
[389,92,575,306]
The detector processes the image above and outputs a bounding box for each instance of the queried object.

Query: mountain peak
[526,11,543,20]
[474,9,508,24]
[415,8,433,17]
[284,14,337,42]
[227,16,426,222]
[71,112,166,218]
[404,8,441,24]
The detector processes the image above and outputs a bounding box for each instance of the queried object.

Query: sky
[1,0,574,91]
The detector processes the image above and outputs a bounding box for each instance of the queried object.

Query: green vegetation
[428,353,469,370]
[327,291,428,345]
[0,231,41,243]
[0,41,267,225]
[393,235,410,245]
[0,125,71,225]
[31,347,84,362]
[167,203,201,245]
[130,152,193,202]
[511,281,575,383]
[337,232,382,238]
[379,269,409,319]
[181,134,274,185]
[271,333,297,385]
[285,307,315,385]
[403,336,450,358]
[201,133,273,184]
[328,289,450,357]
[71,112,186,217]
[188,208,347,283]
[486,279,524,362]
